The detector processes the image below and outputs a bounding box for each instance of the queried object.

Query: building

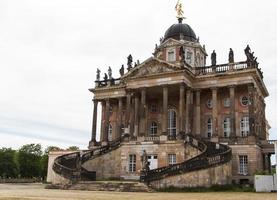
[48,2,275,188]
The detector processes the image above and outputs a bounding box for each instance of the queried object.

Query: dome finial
[175,0,186,23]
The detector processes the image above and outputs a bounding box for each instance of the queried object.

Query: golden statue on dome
[175,0,185,20]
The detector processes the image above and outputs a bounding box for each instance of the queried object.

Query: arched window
[150,122,158,136]
[240,117,249,137]
[223,118,231,137]
[108,123,113,141]
[207,118,213,138]
[168,109,177,137]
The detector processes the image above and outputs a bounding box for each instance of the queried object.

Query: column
[229,86,236,137]
[100,101,106,142]
[117,98,123,139]
[248,84,255,136]
[267,154,272,174]
[162,86,168,135]
[102,99,110,144]
[212,88,218,137]
[134,95,139,137]
[185,89,191,134]
[140,88,146,136]
[126,92,132,135]
[196,90,201,136]
[179,84,185,135]
[91,100,98,143]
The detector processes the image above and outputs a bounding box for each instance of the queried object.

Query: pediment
[122,57,180,79]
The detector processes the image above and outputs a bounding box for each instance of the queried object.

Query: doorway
[147,155,158,170]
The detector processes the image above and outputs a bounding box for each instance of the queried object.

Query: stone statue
[211,50,217,66]
[119,65,124,76]
[179,46,185,61]
[137,60,140,65]
[244,45,251,61]
[141,150,149,172]
[108,67,112,79]
[127,54,133,71]
[103,73,108,83]
[229,48,234,63]
[175,0,184,19]
[96,68,101,81]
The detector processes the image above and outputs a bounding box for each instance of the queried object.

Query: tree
[0,148,18,178]
[17,144,43,178]
[67,146,79,151]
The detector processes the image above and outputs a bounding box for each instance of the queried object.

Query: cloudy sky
[0,0,277,150]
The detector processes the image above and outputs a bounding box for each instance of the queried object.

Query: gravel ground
[0,183,276,200]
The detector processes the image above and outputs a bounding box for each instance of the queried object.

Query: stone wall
[82,147,122,180]
[149,162,232,189]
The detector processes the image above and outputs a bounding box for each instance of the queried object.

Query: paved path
[0,184,276,200]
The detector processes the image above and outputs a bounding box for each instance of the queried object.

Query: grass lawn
[0,183,276,200]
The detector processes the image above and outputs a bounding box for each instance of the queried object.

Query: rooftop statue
[119,65,125,76]
[103,73,108,83]
[229,48,234,63]
[127,54,133,71]
[175,0,185,19]
[211,50,217,66]
[108,67,112,79]
[96,68,101,81]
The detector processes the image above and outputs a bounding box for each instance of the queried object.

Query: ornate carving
[127,54,133,71]
[229,48,234,63]
[211,50,217,66]
[96,68,101,81]
[119,65,124,76]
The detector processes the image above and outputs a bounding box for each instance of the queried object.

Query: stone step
[66,181,153,192]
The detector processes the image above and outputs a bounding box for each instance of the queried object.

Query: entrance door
[147,155,158,170]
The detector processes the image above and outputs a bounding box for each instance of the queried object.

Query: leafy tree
[0,148,18,178]
[18,144,43,178]
[44,146,62,154]
[67,146,79,151]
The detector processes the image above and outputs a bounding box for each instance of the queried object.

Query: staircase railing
[52,135,125,181]
[140,135,232,183]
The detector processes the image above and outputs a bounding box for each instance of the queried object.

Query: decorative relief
[133,64,175,77]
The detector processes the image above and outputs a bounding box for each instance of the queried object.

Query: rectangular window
[240,117,249,137]
[167,50,176,62]
[223,117,231,137]
[129,154,136,173]
[239,155,248,175]
[168,154,176,165]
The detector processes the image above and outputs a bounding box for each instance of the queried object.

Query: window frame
[167,109,177,137]
[223,117,231,137]
[128,154,136,173]
[206,99,213,109]
[150,121,158,136]
[241,96,249,107]
[207,118,213,138]
[108,123,113,142]
[240,116,249,137]
[223,98,231,108]
[238,155,248,175]
[167,48,176,62]
[168,154,177,166]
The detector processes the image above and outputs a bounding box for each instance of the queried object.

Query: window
[239,155,248,175]
[186,51,193,64]
[241,96,249,106]
[150,122,158,136]
[108,123,112,141]
[109,106,113,114]
[240,117,249,137]
[167,49,176,62]
[129,154,136,173]
[207,118,213,138]
[206,99,213,109]
[150,104,157,113]
[223,98,230,108]
[223,118,231,137]
[168,109,177,137]
[168,154,177,165]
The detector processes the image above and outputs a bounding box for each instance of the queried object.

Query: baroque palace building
[48,2,275,189]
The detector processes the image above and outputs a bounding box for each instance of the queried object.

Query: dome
[164,21,197,42]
